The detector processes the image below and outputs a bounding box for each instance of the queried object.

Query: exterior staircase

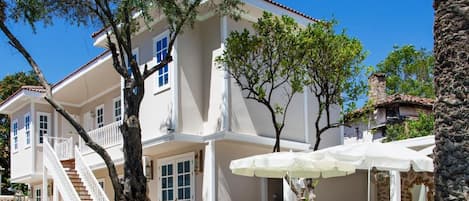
[61,159,92,201]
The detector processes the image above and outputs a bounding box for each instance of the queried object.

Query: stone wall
[401,170,434,201]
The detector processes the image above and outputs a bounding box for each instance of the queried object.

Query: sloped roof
[91,0,318,38]
[0,85,45,108]
[345,94,434,121]
[376,94,434,108]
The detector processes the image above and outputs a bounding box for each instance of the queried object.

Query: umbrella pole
[368,167,370,201]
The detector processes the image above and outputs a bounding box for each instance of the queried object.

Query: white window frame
[34,186,41,201]
[113,97,122,122]
[37,112,51,145]
[12,119,18,152]
[157,152,195,201]
[153,31,171,94]
[97,178,105,190]
[96,105,104,128]
[24,113,31,148]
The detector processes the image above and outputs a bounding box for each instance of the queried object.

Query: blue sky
[0,0,434,85]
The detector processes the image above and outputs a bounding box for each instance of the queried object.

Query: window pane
[162,37,167,48]
[162,178,167,188]
[178,175,183,186]
[157,41,161,51]
[168,177,173,188]
[162,165,167,176]
[162,190,167,201]
[184,161,190,172]
[178,189,183,199]
[178,162,183,174]
[168,189,173,200]
[184,188,190,199]
[168,164,173,175]
[159,77,163,87]
[184,174,190,186]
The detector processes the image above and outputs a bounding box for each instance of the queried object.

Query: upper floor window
[113,97,122,122]
[96,105,104,128]
[38,113,50,144]
[154,33,169,91]
[158,153,194,201]
[127,48,140,76]
[12,119,18,151]
[25,114,31,146]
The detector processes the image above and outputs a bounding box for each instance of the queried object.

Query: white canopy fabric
[230,151,357,179]
[321,142,434,172]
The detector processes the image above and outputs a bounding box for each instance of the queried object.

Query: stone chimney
[368,73,386,103]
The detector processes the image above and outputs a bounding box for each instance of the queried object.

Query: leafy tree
[0,0,242,200]
[0,71,39,195]
[376,45,434,98]
[301,21,366,151]
[433,0,469,200]
[384,112,434,142]
[218,12,305,152]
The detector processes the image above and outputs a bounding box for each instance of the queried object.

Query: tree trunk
[433,0,469,200]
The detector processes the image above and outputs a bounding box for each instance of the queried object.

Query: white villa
[0,1,379,201]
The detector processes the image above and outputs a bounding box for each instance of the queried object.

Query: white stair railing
[50,137,74,160]
[75,146,110,201]
[80,121,123,153]
[44,138,81,201]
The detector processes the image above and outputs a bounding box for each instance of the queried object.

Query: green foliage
[384,112,434,142]
[218,13,366,151]
[0,71,39,195]
[218,12,305,152]
[376,45,434,98]
[302,20,367,115]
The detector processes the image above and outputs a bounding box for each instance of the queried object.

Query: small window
[113,97,122,122]
[38,113,50,144]
[35,187,41,201]
[158,153,194,201]
[12,120,18,151]
[96,105,104,128]
[25,114,31,146]
[154,33,170,91]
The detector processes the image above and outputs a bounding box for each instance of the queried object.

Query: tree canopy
[376,45,434,98]
[384,112,434,142]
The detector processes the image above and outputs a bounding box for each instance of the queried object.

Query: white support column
[53,182,58,201]
[390,170,401,201]
[54,110,58,138]
[202,141,217,201]
[43,162,48,201]
[30,102,36,173]
[220,16,231,131]
[171,37,179,131]
[261,178,268,201]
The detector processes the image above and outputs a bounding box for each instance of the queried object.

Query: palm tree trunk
[433,0,469,200]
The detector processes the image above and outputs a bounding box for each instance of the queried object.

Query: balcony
[79,121,123,153]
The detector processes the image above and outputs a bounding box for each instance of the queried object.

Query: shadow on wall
[159,103,173,133]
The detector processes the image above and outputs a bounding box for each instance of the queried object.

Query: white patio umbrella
[230,151,357,179]
[319,141,434,201]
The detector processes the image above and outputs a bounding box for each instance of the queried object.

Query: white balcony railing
[79,121,123,153]
[51,137,74,160]
[44,136,81,201]
[75,146,110,201]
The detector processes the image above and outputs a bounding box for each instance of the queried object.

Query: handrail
[54,137,74,160]
[44,138,81,201]
[80,121,123,153]
[75,146,110,201]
